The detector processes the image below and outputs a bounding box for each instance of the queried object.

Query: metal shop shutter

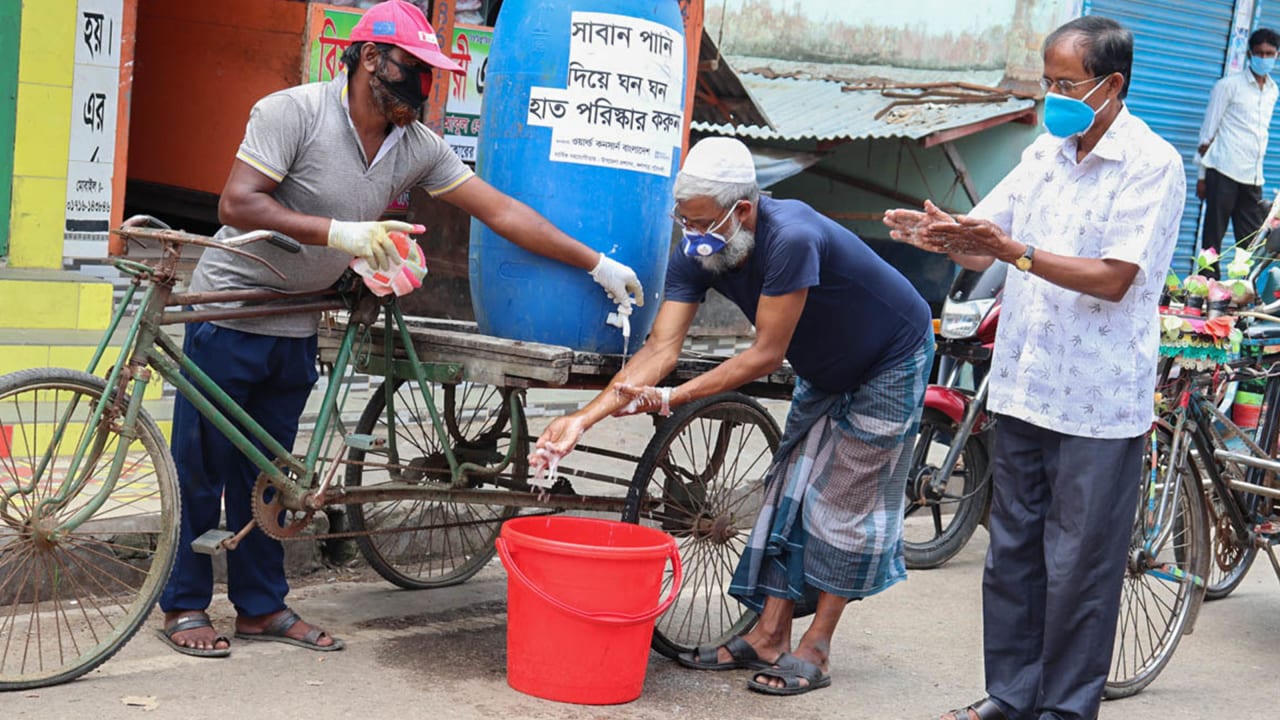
[1085,0,1233,274]
[1256,3,1280,214]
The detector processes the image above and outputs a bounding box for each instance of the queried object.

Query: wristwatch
[1014,244,1036,272]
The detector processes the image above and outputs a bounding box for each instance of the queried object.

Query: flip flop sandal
[746,652,832,696]
[234,608,345,652]
[676,635,770,671]
[156,612,231,658]
[942,697,1009,720]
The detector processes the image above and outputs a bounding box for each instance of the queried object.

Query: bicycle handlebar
[112,217,303,281]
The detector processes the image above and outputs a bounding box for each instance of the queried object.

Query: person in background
[534,136,933,698]
[885,16,1184,720]
[1197,27,1279,277]
[157,0,641,658]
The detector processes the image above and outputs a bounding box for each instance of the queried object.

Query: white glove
[327,220,422,272]
[589,253,644,308]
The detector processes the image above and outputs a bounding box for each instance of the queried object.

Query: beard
[696,222,755,274]
[369,75,421,127]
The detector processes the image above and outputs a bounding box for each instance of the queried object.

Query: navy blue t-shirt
[664,195,930,393]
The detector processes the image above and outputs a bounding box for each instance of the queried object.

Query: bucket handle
[495,536,683,626]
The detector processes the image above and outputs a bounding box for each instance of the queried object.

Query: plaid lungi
[729,329,932,616]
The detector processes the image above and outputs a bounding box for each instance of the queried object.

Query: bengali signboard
[527,12,685,177]
[64,0,123,259]
[307,5,361,84]
[442,24,491,163]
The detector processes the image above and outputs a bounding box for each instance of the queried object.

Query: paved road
[7,530,1277,720]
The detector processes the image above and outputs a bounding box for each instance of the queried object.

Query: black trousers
[1201,167,1265,277]
[982,415,1144,720]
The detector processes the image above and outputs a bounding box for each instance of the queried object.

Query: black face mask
[375,52,433,108]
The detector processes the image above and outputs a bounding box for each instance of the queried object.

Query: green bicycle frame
[26,258,526,536]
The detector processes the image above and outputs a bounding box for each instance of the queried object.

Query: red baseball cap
[350,0,463,72]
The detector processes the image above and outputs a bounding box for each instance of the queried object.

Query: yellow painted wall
[2,0,116,394]
[8,0,77,270]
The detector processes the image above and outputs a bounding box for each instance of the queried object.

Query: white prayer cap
[679,137,756,184]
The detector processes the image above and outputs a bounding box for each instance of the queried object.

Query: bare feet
[162,610,230,653]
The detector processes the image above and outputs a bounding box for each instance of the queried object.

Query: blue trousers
[159,322,318,617]
[983,415,1144,720]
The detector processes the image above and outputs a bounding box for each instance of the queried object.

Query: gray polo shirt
[190,74,473,337]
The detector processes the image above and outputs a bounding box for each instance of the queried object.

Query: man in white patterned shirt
[1197,27,1279,277]
[885,16,1184,720]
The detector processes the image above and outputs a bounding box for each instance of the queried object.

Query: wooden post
[678,0,703,164]
[109,0,138,256]
[425,0,457,135]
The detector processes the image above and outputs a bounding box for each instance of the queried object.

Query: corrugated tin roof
[693,34,773,128]
[693,57,1037,143]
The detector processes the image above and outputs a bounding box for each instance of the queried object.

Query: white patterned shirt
[970,108,1185,439]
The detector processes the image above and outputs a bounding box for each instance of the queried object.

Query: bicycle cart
[0,219,792,690]
[320,310,794,656]
[1105,306,1280,699]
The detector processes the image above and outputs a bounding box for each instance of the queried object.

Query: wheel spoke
[0,369,178,690]
[344,379,521,589]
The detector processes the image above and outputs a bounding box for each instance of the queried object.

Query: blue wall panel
[1085,0,1234,274]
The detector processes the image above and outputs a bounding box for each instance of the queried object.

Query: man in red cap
[157,0,643,657]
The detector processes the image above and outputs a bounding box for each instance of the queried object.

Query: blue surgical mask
[1043,77,1110,138]
[1251,55,1276,77]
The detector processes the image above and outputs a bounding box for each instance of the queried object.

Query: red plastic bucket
[496,516,682,705]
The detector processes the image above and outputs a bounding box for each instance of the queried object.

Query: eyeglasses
[1038,75,1105,95]
[671,202,739,235]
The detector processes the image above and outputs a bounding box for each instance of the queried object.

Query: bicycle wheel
[622,393,780,658]
[0,368,179,690]
[344,378,524,589]
[903,409,991,569]
[1105,425,1208,699]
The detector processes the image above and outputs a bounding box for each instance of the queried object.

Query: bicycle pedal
[191,529,235,555]
[344,434,386,451]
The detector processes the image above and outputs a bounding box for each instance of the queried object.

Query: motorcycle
[903,263,1003,569]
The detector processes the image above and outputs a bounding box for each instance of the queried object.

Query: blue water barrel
[469,0,686,353]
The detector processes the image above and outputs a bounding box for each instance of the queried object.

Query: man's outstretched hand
[532,414,589,463]
[590,254,645,308]
[327,220,424,271]
[884,200,1012,258]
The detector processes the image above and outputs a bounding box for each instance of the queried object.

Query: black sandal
[234,608,345,652]
[942,697,1008,720]
[156,611,231,658]
[746,653,832,696]
[676,635,770,671]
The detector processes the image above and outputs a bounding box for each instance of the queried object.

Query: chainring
[1213,510,1245,572]
[251,475,315,540]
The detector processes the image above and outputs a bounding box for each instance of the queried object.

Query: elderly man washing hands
[532,136,932,698]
